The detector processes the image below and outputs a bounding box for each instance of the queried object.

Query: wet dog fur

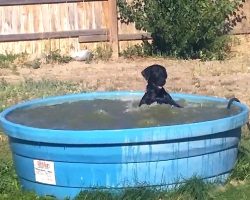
[139,64,182,108]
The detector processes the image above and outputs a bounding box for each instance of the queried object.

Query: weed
[229,142,250,181]
[45,50,72,64]
[120,187,162,200]
[120,44,144,58]
[120,41,153,58]
[94,44,113,61]
[0,158,56,200]
[24,58,42,69]
[0,160,19,195]
[165,177,214,200]
[76,190,115,200]
[0,52,28,69]
[0,50,72,69]
[77,179,213,200]
[213,181,250,200]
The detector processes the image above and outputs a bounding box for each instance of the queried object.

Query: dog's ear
[141,66,152,81]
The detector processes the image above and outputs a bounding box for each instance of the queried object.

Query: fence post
[108,0,119,59]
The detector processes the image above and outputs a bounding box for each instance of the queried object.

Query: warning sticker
[33,160,56,185]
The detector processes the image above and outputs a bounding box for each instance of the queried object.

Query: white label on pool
[33,160,56,185]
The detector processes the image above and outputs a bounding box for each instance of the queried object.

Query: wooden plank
[231,30,250,35]
[4,6,12,33]
[0,0,107,6]
[63,3,70,31]
[79,33,152,43]
[33,5,40,32]
[78,34,109,43]
[119,33,152,41]
[73,3,79,30]
[94,1,102,28]
[102,0,109,29]
[21,6,29,33]
[77,2,85,30]
[50,5,57,32]
[0,8,3,33]
[68,3,75,30]
[41,4,51,32]
[28,6,35,33]
[87,2,93,28]
[0,29,108,42]
[108,0,119,58]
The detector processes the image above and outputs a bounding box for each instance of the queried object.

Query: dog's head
[141,64,167,87]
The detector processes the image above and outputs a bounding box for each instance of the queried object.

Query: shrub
[120,42,153,58]
[118,0,245,60]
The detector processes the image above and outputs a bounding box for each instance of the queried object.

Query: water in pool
[6,99,241,130]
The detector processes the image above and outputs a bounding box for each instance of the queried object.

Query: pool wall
[0,92,249,199]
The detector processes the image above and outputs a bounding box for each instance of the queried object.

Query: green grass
[0,80,250,199]
[213,183,250,200]
[228,129,250,182]
[0,79,84,112]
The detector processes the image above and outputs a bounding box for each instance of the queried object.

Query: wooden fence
[0,0,249,57]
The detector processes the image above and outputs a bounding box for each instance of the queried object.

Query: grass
[45,50,72,64]
[0,52,28,72]
[0,80,250,199]
[0,79,83,112]
[212,183,250,200]
[94,44,113,61]
[0,50,73,71]
[120,44,145,59]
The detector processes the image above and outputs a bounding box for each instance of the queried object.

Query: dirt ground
[1,35,250,106]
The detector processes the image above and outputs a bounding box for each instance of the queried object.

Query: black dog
[139,64,182,108]
[227,97,250,131]
[227,97,240,109]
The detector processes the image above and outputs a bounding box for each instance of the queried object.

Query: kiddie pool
[0,91,249,199]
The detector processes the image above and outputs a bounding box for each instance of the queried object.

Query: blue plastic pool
[0,92,249,199]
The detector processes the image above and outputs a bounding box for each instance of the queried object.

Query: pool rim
[0,91,249,144]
